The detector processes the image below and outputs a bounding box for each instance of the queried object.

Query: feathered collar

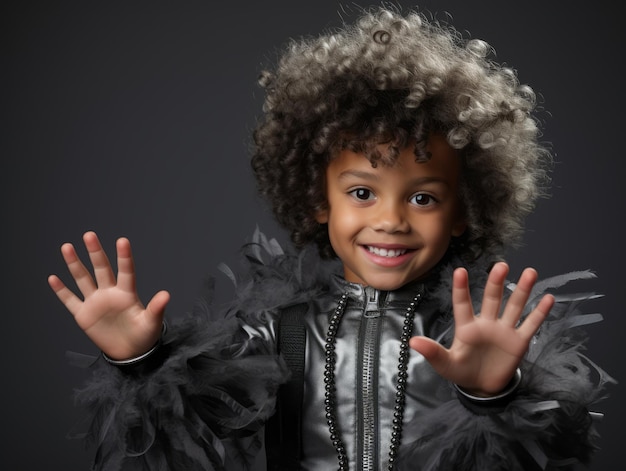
[220,229,493,324]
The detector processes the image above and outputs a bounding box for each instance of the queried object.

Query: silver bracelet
[102,322,167,366]
[454,367,522,402]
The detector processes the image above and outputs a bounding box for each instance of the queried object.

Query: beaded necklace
[323,290,423,470]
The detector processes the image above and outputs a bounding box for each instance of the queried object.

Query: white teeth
[367,246,407,257]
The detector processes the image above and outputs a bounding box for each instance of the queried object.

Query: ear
[451,200,467,237]
[315,208,329,224]
[451,218,467,237]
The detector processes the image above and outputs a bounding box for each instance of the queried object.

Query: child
[48,6,610,470]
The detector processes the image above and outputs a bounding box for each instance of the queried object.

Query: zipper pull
[364,286,380,318]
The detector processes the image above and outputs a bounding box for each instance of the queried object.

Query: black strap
[265,303,308,470]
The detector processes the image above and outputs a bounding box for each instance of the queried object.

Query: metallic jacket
[297,275,451,470]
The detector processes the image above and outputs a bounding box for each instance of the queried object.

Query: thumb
[409,336,450,372]
[146,290,170,324]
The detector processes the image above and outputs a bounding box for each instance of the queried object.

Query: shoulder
[219,229,340,319]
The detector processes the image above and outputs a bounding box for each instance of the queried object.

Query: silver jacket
[297,275,451,470]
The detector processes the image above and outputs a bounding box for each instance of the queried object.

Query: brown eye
[349,188,375,200]
[410,193,436,206]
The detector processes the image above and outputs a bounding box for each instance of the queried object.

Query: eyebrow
[338,170,379,181]
[338,170,450,187]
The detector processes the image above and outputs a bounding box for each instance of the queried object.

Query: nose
[372,201,410,233]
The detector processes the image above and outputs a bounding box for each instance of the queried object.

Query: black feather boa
[67,230,614,470]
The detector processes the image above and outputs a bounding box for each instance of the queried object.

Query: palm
[48,232,169,360]
[410,262,554,396]
[73,287,148,354]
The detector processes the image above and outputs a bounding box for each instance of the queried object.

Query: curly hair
[251,6,551,261]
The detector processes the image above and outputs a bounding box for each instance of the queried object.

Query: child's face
[316,134,466,290]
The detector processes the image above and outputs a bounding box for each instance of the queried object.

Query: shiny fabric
[298,274,454,470]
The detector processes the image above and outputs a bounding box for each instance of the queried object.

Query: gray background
[3,1,624,469]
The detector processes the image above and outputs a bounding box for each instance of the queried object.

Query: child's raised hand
[48,231,169,360]
[409,262,554,396]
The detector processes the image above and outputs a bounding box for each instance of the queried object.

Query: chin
[362,276,415,291]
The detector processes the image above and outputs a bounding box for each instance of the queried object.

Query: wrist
[102,321,167,367]
[455,368,522,402]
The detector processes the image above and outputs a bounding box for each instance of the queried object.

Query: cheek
[330,211,363,238]
[420,214,456,243]
[327,213,359,249]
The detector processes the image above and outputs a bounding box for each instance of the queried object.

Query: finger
[451,267,475,326]
[479,262,509,320]
[500,267,538,327]
[115,237,137,293]
[145,290,170,323]
[409,336,451,374]
[61,242,97,297]
[83,231,116,288]
[517,293,554,340]
[47,274,85,317]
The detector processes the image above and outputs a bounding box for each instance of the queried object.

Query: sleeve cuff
[454,368,522,414]
[101,322,168,374]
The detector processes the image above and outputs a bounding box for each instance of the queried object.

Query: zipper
[357,286,383,470]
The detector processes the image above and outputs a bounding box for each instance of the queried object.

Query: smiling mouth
[366,246,409,258]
